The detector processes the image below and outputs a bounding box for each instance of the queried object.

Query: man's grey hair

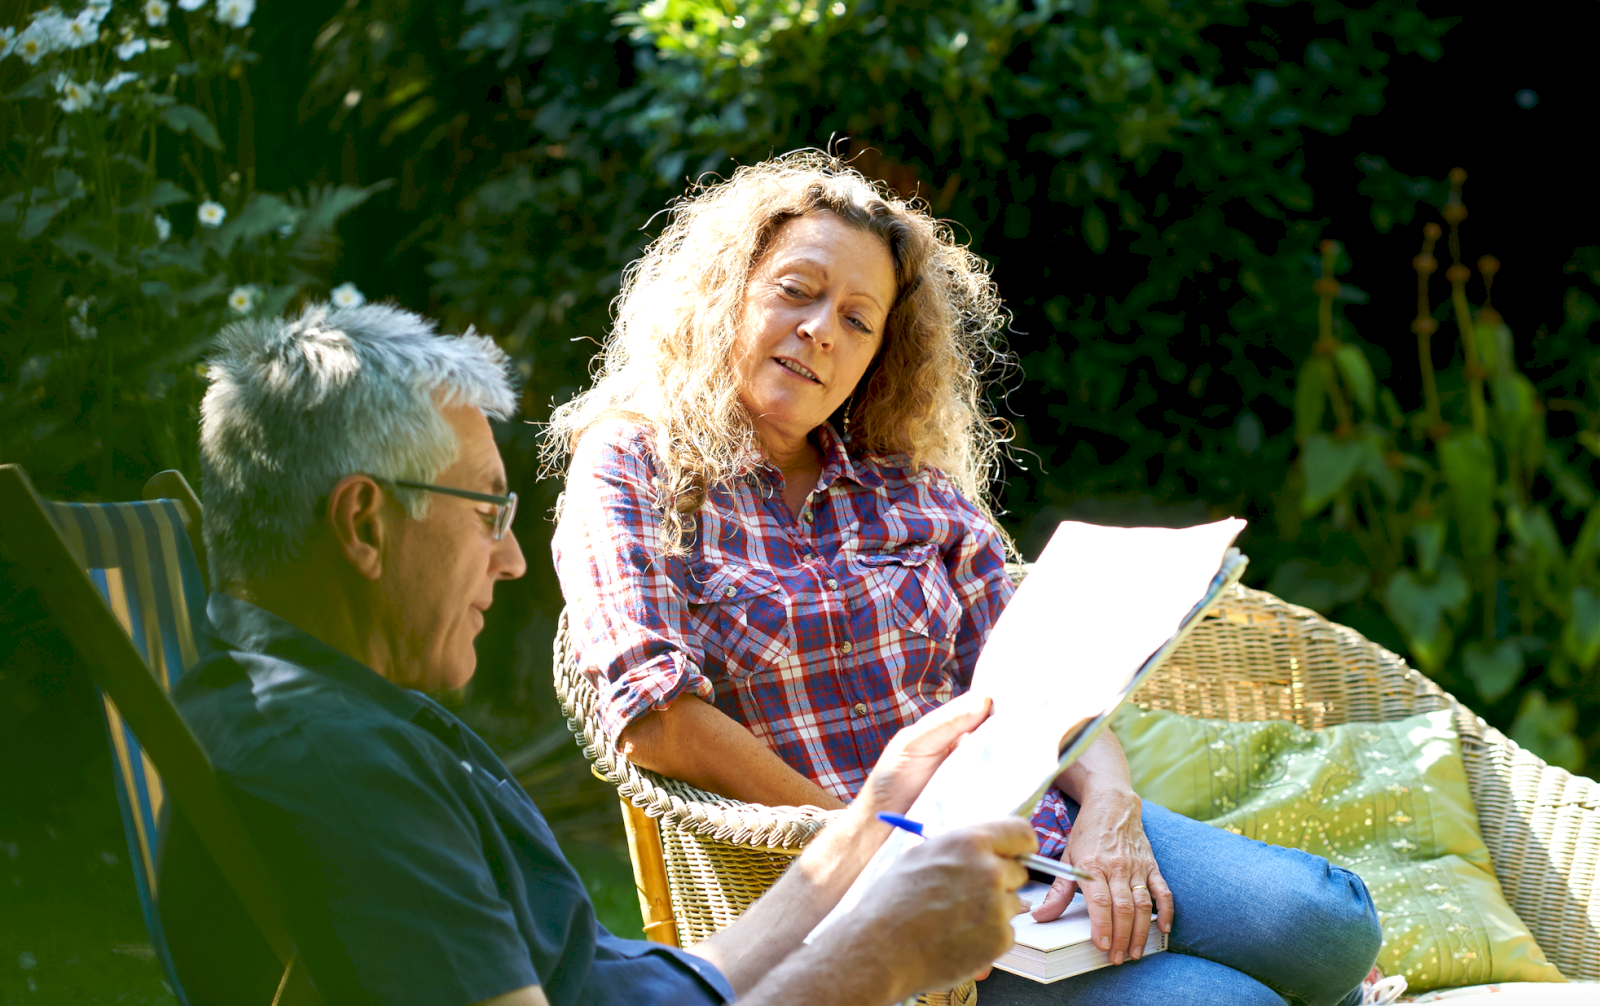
[200,302,517,587]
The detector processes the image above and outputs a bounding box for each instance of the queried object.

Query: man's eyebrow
[470,463,508,495]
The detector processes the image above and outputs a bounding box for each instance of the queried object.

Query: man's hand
[805,817,1036,1001]
[855,692,993,817]
[1029,788,1174,964]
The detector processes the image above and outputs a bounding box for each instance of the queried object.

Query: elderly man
[157,303,1032,1006]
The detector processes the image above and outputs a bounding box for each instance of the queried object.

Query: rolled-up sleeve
[552,423,716,742]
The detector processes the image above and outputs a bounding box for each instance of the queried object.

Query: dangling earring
[842,394,854,438]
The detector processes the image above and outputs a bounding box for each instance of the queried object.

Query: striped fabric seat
[44,497,210,1006]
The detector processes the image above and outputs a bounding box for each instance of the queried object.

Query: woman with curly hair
[546,152,1384,1005]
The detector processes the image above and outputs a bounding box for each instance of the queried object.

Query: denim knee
[1276,863,1382,1005]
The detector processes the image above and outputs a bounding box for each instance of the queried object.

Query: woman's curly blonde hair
[543,149,1014,555]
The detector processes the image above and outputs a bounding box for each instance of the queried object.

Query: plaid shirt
[552,420,1074,856]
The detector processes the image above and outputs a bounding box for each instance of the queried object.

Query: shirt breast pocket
[857,541,962,643]
[686,563,794,680]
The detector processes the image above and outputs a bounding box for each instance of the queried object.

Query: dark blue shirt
[159,594,733,1006]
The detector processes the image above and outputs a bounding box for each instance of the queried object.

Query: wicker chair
[555,584,1600,999]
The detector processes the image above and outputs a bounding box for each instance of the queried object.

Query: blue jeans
[976,800,1381,1006]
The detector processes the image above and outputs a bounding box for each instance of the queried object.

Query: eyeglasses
[382,478,518,540]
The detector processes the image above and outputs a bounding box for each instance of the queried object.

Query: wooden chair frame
[0,465,317,1005]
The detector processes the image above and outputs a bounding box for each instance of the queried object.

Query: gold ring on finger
[1131,884,1149,892]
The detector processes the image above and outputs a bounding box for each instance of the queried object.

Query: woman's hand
[1029,787,1173,963]
[1031,728,1174,964]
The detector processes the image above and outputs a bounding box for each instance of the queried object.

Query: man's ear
[326,474,388,582]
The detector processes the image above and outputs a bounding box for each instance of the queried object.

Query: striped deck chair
[0,465,318,1006]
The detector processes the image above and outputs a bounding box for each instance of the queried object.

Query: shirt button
[460,760,474,773]
[852,702,869,716]
[802,510,814,523]
[825,578,838,590]
[723,585,736,597]
[839,641,853,654]
[804,553,817,562]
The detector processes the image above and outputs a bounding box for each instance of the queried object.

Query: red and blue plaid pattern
[554,420,1074,857]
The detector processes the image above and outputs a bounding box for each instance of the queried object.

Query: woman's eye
[848,316,873,334]
[779,283,806,298]
[477,510,498,528]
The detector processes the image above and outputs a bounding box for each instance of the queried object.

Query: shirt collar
[812,421,885,491]
[204,592,441,729]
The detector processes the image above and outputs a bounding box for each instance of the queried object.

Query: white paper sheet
[810,517,1246,939]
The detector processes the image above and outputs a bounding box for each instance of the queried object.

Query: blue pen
[877,812,1095,883]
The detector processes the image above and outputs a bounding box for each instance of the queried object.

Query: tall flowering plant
[0,0,382,497]
[1278,171,1599,774]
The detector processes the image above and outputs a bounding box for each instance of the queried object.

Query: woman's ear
[326,474,388,582]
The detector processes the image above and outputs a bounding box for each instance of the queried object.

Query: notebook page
[810,518,1245,940]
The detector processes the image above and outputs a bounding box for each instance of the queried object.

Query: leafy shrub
[0,0,382,500]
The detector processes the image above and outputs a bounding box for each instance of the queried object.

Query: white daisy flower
[177,0,207,10]
[197,200,226,228]
[114,36,146,59]
[143,0,170,26]
[153,214,171,241]
[103,70,139,93]
[14,23,54,64]
[1,27,17,61]
[330,282,365,309]
[214,0,253,28]
[63,11,98,48]
[56,77,98,113]
[227,285,256,314]
[85,1,112,24]
[32,9,72,41]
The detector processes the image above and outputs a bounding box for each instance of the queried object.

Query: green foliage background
[4,3,1599,927]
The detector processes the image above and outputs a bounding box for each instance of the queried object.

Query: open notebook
[812,518,1248,946]
[996,882,1167,983]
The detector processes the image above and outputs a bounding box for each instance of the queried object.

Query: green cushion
[1112,705,1567,992]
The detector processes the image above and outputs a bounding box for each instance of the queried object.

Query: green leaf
[213,193,298,257]
[52,231,134,278]
[1505,504,1564,566]
[1333,343,1374,415]
[293,180,395,238]
[1438,433,1499,561]
[1082,203,1108,254]
[1462,639,1523,703]
[1411,518,1446,577]
[1509,691,1584,773]
[1294,357,1331,443]
[160,105,224,151]
[1543,446,1595,508]
[1380,387,1405,429]
[120,180,194,214]
[1356,430,1400,500]
[1265,559,1369,613]
[5,71,54,100]
[20,200,66,240]
[1382,558,1468,673]
[1300,433,1368,515]
[1561,585,1600,671]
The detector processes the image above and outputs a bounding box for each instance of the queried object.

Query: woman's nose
[797,308,833,345]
